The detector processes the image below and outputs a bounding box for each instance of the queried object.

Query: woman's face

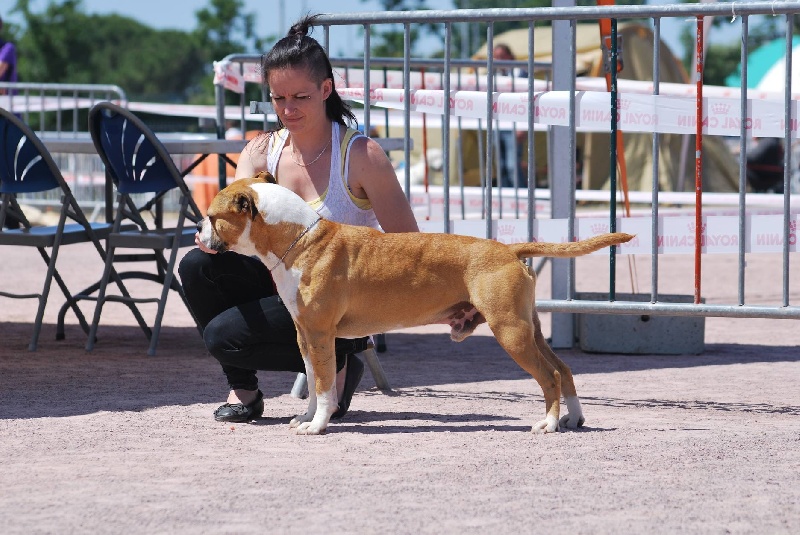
[268,67,332,132]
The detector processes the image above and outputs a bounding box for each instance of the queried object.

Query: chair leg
[291,373,308,399]
[360,346,391,391]
[375,333,388,353]
[29,293,48,352]
[86,244,117,351]
[51,274,91,339]
[147,245,181,356]
[29,244,63,351]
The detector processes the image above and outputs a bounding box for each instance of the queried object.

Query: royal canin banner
[212,62,537,93]
[212,62,800,138]
[338,87,800,138]
[212,63,799,101]
[417,214,799,255]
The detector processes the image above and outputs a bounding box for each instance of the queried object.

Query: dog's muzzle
[196,218,227,253]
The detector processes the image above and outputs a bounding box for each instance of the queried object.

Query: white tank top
[265,122,382,230]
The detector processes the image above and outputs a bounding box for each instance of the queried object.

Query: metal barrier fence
[0,82,128,218]
[214,2,800,347]
[0,81,127,133]
[214,1,800,348]
[0,82,205,220]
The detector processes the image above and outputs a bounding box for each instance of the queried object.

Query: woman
[179,15,419,423]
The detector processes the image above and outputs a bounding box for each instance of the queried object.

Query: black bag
[746,138,784,193]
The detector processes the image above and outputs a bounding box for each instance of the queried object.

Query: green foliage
[703,43,741,86]
[359,0,443,57]
[6,0,784,104]
[9,0,262,103]
[193,0,267,65]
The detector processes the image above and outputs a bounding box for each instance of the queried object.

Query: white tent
[756,43,800,93]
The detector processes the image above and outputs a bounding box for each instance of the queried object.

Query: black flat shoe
[213,390,264,422]
[331,354,364,420]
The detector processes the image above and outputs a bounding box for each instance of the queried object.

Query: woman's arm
[234,134,270,180]
[346,136,419,233]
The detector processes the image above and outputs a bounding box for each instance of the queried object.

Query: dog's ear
[253,171,277,184]
[235,192,260,221]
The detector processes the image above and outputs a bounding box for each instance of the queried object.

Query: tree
[192,0,268,104]
[8,0,268,104]
[11,0,207,102]
[193,0,266,65]
[358,0,444,57]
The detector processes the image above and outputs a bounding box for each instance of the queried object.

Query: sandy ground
[1,241,799,534]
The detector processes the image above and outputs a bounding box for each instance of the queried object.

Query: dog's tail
[509,232,634,259]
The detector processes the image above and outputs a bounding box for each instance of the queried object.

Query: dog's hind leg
[488,314,562,434]
[532,309,585,429]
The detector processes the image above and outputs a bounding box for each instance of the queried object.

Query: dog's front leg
[291,332,338,435]
[289,332,318,429]
[289,355,317,429]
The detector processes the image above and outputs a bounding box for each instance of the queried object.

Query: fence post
[550,1,577,348]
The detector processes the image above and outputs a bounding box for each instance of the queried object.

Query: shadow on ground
[2,322,797,420]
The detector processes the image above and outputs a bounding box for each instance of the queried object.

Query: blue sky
[1,0,746,59]
[0,0,453,56]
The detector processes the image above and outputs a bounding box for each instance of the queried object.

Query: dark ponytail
[262,15,357,128]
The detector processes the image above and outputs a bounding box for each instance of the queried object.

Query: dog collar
[268,217,322,271]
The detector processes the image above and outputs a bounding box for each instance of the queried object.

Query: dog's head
[197,172,318,260]
[197,173,273,255]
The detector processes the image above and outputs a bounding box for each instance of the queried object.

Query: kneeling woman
[180,15,418,422]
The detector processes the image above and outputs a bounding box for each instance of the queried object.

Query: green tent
[725,37,800,88]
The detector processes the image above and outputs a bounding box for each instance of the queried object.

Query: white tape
[419,211,798,255]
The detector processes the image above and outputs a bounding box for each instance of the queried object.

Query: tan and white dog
[198,174,633,435]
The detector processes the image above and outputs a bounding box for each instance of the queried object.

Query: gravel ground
[1,242,798,534]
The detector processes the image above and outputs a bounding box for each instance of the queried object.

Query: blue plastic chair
[0,107,134,350]
[86,102,203,355]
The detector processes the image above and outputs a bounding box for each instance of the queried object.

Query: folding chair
[86,102,203,356]
[0,107,129,350]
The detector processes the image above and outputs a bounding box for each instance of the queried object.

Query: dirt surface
[1,242,799,534]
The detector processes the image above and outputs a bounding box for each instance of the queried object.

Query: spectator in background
[0,16,18,95]
[492,44,526,188]
[0,15,21,230]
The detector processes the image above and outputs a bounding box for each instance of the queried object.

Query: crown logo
[711,102,730,115]
[687,222,706,234]
[591,223,609,235]
[497,224,515,236]
[616,99,631,111]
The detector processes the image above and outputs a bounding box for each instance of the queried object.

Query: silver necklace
[290,139,331,167]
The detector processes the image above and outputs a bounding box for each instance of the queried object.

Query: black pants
[178,249,368,391]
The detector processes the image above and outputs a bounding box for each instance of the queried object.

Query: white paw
[289,413,313,428]
[560,396,585,429]
[559,413,585,429]
[294,421,327,435]
[531,415,559,434]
